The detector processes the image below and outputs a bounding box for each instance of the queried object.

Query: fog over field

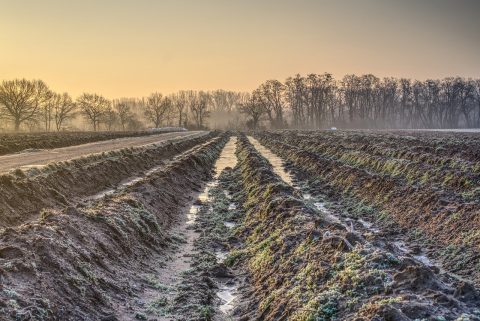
[1,76,480,133]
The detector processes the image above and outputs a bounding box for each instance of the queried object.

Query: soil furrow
[217,134,480,320]
[0,132,216,228]
[255,132,480,285]
[2,130,479,321]
[0,134,228,320]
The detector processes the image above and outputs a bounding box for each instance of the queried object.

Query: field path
[0,131,206,173]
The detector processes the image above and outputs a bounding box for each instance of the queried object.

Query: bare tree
[114,101,133,130]
[77,93,110,131]
[256,80,286,128]
[0,102,5,129]
[304,73,337,128]
[190,91,211,129]
[285,74,307,127]
[37,84,56,132]
[239,92,266,130]
[51,93,77,131]
[103,106,118,131]
[210,90,242,112]
[473,79,480,127]
[0,79,51,131]
[144,93,172,128]
[170,91,189,127]
[399,79,412,127]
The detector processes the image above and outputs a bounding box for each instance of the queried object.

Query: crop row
[0,134,228,320]
[227,134,479,320]
[255,132,480,285]
[264,131,480,195]
[0,132,217,227]
[275,130,480,162]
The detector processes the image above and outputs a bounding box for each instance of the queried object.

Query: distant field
[0,130,179,156]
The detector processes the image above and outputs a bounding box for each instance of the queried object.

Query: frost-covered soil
[1,130,479,321]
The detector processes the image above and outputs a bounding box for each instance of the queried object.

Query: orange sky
[1,0,479,99]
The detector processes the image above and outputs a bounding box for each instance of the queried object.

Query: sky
[1,0,479,98]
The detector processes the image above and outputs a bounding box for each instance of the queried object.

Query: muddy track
[255,132,480,286]
[0,131,206,173]
[0,134,229,321]
[218,134,480,320]
[0,130,187,157]
[131,136,243,321]
[0,132,216,228]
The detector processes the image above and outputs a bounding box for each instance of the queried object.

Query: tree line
[0,79,247,132]
[1,76,479,132]
[240,74,480,129]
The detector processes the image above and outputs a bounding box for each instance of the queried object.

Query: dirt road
[0,131,207,173]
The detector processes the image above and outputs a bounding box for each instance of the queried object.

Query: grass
[146,296,172,316]
[198,305,214,320]
[3,288,18,298]
[144,275,171,291]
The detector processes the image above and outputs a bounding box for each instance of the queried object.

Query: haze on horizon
[1,0,479,98]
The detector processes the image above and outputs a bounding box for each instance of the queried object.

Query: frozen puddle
[247,136,294,186]
[394,240,435,267]
[314,202,345,226]
[214,137,238,178]
[186,205,201,225]
[217,284,237,314]
[358,219,381,233]
[394,240,409,253]
[206,137,241,316]
[215,250,228,263]
[413,254,434,267]
[198,186,211,203]
[186,137,237,225]
[182,136,241,315]
[187,186,211,225]
[88,164,166,200]
[224,221,236,228]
